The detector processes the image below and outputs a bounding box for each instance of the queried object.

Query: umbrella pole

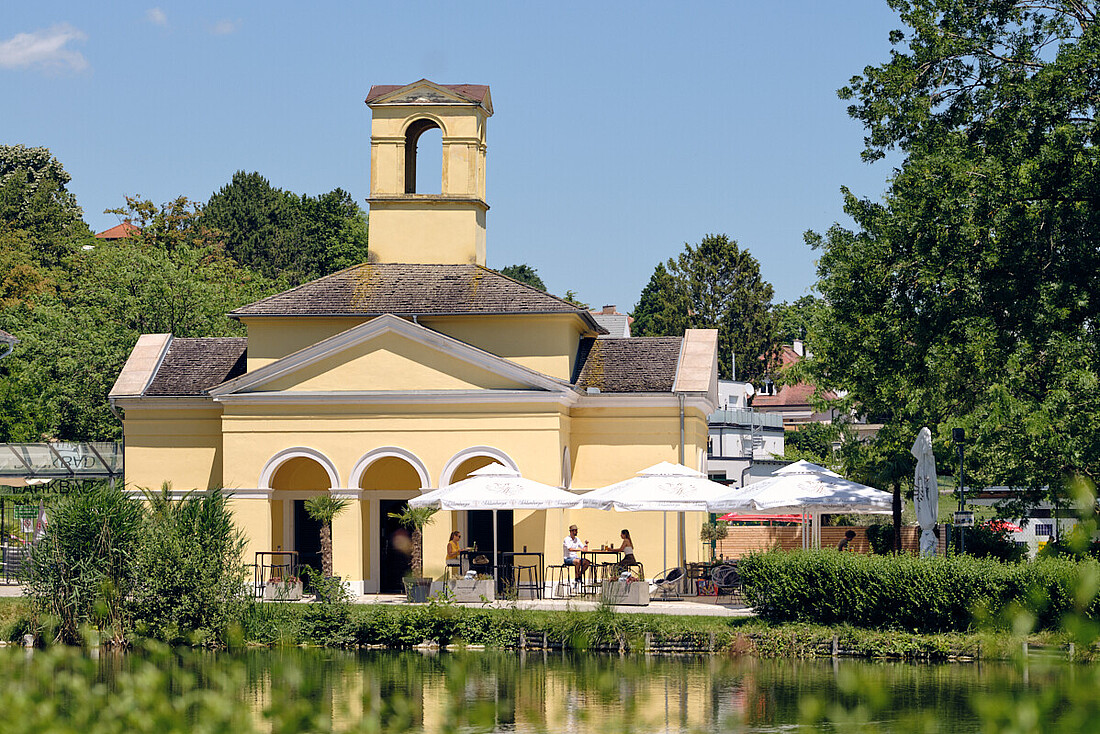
[493,509,499,592]
[662,511,667,576]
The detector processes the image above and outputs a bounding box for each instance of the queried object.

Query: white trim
[228,488,274,500]
[440,446,518,487]
[214,390,577,406]
[258,447,341,490]
[350,447,431,491]
[332,489,363,500]
[210,313,572,397]
[113,396,217,409]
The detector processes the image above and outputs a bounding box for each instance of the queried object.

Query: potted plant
[387,504,438,603]
[700,520,729,562]
[263,574,303,601]
[304,495,350,595]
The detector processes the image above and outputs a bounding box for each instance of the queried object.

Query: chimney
[792,339,804,357]
[601,305,616,314]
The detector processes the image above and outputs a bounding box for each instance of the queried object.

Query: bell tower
[365,80,492,265]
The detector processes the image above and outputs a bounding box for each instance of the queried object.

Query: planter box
[263,580,303,601]
[405,578,433,603]
[601,580,649,606]
[449,578,495,603]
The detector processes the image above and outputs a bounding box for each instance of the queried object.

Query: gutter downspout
[678,393,686,568]
[108,398,123,491]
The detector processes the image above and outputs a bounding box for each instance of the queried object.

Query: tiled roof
[572,337,682,393]
[753,382,835,408]
[95,222,141,240]
[365,83,489,104]
[230,264,603,327]
[144,338,247,396]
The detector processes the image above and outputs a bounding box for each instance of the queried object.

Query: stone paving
[0,584,754,617]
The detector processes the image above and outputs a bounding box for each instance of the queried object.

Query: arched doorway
[356,451,427,593]
[446,452,514,562]
[268,454,334,579]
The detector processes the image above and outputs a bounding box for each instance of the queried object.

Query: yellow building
[109,80,717,593]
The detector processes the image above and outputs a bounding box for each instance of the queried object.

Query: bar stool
[545,563,573,598]
[511,562,541,599]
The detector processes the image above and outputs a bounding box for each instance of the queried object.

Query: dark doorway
[467,510,513,559]
[379,499,413,593]
[293,500,323,581]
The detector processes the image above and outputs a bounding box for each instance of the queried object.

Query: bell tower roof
[365,80,493,266]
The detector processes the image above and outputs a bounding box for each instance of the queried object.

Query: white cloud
[146,8,168,27]
[0,24,87,72]
[209,19,240,35]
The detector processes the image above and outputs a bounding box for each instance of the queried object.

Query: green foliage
[561,289,589,309]
[0,145,89,266]
[740,549,1100,633]
[632,234,776,382]
[202,170,369,284]
[303,494,350,576]
[387,504,437,578]
[498,263,546,291]
[24,483,250,646]
[808,1,1100,513]
[782,423,840,463]
[865,522,895,555]
[772,294,826,346]
[130,485,249,645]
[23,483,144,643]
[960,524,1028,564]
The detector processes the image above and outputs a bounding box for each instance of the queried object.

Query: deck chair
[711,563,741,604]
[651,567,685,601]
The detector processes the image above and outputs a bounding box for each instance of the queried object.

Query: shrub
[865,523,894,554]
[23,483,144,644]
[739,549,1100,633]
[130,485,249,645]
[960,524,1027,563]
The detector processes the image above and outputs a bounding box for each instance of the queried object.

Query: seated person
[446,530,462,577]
[837,529,857,551]
[617,528,637,571]
[563,524,590,582]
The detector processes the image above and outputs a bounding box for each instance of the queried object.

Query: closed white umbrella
[582,461,729,572]
[409,464,581,588]
[911,427,939,557]
[708,462,892,548]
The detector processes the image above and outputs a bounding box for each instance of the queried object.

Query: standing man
[563,524,590,584]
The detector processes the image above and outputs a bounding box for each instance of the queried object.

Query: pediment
[210,314,567,396]
[368,80,489,109]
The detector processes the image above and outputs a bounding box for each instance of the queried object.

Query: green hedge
[739,549,1100,633]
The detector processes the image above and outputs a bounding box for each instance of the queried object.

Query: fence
[716,525,948,558]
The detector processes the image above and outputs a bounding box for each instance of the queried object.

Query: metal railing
[252,551,300,599]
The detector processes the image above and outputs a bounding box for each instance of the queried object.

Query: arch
[440,446,518,487]
[259,447,340,490]
[350,447,431,491]
[404,116,443,194]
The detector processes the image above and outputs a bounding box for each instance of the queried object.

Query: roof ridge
[475,264,588,313]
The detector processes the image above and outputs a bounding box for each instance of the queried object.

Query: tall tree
[499,264,546,291]
[807,0,1100,514]
[773,295,826,347]
[0,145,90,265]
[633,235,776,383]
[202,171,369,283]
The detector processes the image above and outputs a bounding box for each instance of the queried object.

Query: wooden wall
[714,525,948,559]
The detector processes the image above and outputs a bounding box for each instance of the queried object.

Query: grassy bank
[2,597,1084,661]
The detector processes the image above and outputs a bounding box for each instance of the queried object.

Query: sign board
[954,511,975,527]
[14,505,37,520]
[20,518,33,534]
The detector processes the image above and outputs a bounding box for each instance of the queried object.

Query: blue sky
[2,2,902,312]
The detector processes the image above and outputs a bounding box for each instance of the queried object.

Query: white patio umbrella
[581,461,729,572]
[708,462,892,549]
[408,464,581,588]
[911,427,939,557]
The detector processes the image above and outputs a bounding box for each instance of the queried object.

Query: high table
[580,549,623,595]
[458,549,494,578]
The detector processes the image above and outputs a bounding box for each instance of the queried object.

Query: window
[1034,523,1054,537]
[404,119,442,194]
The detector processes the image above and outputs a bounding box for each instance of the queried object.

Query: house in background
[589,305,632,338]
[94,222,141,241]
[706,379,785,486]
[110,80,718,592]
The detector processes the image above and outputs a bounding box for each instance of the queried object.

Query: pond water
[0,646,1088,732]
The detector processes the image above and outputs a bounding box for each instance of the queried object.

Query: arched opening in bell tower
[404,118,442,194]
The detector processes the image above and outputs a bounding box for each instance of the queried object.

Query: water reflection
[0,646,1080,733]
